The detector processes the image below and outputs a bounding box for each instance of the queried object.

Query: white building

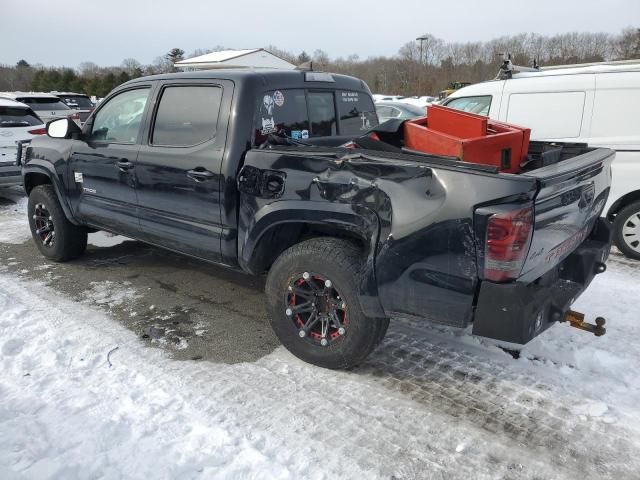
[175,49,295,71]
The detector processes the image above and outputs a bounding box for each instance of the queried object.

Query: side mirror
[47,118,82,139]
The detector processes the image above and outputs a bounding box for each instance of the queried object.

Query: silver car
[0,92,72,124]
[375,101,427,123]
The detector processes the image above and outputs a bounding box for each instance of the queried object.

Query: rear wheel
[613,200,640,260]
[265,237,389,369]
[28,185,87,262]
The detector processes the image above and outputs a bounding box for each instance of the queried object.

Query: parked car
[51,91,95,124]
[19,69,613,369]
[0,98,45,186]
[372,94,406,102]
[375,101,426,122]
[399,96,437,108]
[443,60,640,259]
[0,92,73,125]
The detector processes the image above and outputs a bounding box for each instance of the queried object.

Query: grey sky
[2,0,638,67]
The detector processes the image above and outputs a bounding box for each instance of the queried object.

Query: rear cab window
[444,95,492,116]
[254,88,378,145]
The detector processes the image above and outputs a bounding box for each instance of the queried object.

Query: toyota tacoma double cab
[19,69,614,369]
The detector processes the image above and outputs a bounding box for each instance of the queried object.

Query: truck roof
[124,68,371,92]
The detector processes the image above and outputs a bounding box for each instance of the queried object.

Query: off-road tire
[265,237,389,369]
[613,200,640,260]
[28,185,88,262]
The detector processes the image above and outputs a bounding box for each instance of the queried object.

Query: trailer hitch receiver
[563,310,606,336]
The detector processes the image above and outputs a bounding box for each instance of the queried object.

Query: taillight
[484,206,533,282]
[70,112,81,120]
[28,128,47,135]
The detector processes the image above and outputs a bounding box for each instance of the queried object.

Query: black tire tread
[28,185,87,262]
[266,237,389,369]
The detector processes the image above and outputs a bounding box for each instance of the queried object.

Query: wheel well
[23,172,52,195]
[607,190,640,219]
[247,223,368,274]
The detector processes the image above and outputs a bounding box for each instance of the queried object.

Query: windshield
[0,106,42,127]
[16,97,71,112]
[59,95,94,108]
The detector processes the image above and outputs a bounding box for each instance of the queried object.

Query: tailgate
[519,146,614,282]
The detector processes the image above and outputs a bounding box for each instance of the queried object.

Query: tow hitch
[563,310,606,337]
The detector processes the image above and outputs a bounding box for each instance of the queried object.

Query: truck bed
[240,139,614,343]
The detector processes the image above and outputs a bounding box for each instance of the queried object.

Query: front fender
[239,200,386,318]
[22,160,78,225]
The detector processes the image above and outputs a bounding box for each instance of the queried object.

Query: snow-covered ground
[1,188,640,479]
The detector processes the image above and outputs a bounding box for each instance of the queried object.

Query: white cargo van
[444,61,640,259]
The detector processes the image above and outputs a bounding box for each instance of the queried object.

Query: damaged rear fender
[239,200,386,318]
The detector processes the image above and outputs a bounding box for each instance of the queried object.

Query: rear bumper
[472,218,611,344]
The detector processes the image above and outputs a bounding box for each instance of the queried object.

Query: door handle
[187,168,215,182]
[116,159,134,171]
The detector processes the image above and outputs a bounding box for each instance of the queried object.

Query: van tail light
[484,205,534,282]
[28,128,47,135]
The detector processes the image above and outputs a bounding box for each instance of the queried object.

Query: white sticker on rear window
[273,91,285,107]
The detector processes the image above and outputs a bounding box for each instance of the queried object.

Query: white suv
[0,92,73,125]
[0,98,46,186]
[444,61,640,259]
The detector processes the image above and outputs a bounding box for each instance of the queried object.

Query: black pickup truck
[19,69,614,368]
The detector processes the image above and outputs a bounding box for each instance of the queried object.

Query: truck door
[134,80,232,262]
[68,86,152,235]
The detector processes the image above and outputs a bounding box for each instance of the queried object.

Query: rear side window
[506,92,585,139]
[16,97,70,111]
[445,95,492,116]
[152,85,222,146]
[337,90,378,134]
[0,107,42,127]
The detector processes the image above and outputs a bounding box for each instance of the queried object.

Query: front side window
[307,91,336,137]
[444,95,492,116]
[151,85,222,146]
[91,88,150,143]
[337,90,378,134]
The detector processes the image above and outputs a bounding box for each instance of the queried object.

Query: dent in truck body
[239,148,540,327]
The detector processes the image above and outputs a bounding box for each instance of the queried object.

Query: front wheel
[613,200,640,260]
[265,237,389,369]
[28,185,88,262]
